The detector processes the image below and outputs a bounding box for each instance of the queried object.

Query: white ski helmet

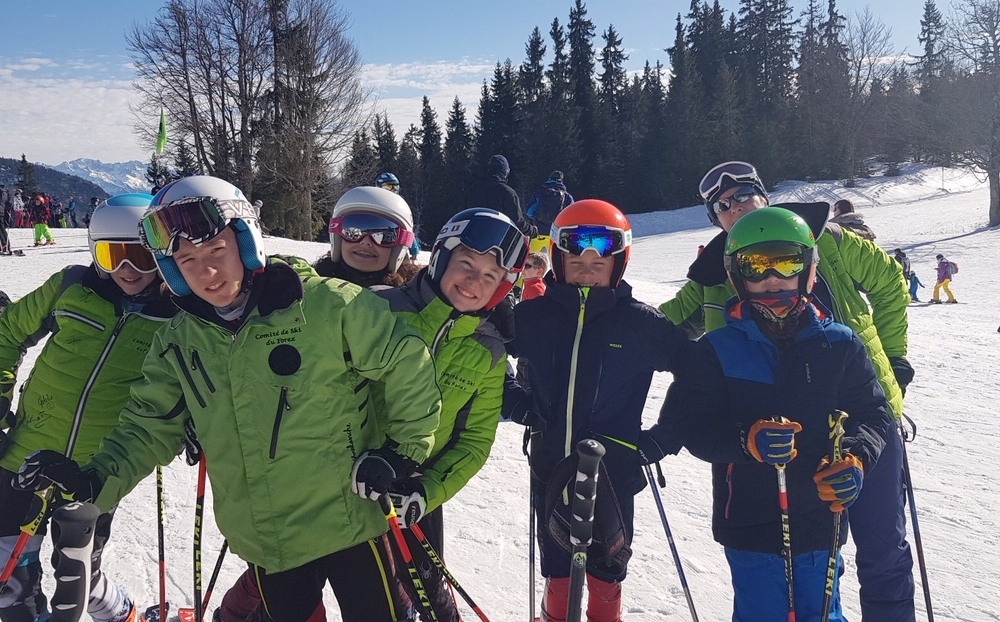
[329,186,414,273]
[146,175,265,296]
[88,193,156,278]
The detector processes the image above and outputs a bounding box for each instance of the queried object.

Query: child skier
[931,253,958,303]
[505,199,690,622]
[908,272,924,302]
[651,207,892,620]
[12,175,443,622]
[0,194,174,622]
[519,251,549,301]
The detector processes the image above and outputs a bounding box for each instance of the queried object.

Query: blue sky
[0,0,925,165]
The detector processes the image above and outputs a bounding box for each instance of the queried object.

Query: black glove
[180,418,202,466]
[637,430,669,465]
[350,447,418,501]
[13,449,102,503]
[889,356,914,397]
[388,478,428,528]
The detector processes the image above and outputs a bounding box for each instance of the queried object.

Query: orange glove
[814,453,865,512]
[744,417,803,465]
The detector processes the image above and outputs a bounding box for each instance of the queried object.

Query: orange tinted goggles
[93,241,158,274]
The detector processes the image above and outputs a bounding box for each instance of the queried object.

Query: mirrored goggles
[710,185,762,215]
[329,213,414,247]
[731,242,810,282]
[140,196,255,255]
[378,182,400,193]
[555,225,631,257]
[699,161,759,202]
[93,241,158,274]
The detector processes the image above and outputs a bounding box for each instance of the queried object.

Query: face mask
[747,290,809,322]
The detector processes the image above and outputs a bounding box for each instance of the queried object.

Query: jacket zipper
[163,344,206,408]
[725,463,734,519]
[431,318,456,356]
[269,387,291,459]
[564,288,589,461]
[67,313,127,452]
[190,350,216,392]
[52,310,105,332]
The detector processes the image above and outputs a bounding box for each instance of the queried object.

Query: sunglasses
[329,212,415,248]
[555,225,630,257]
[524,262,546,270]
[93,241,158,274]
[378,182,400,193]
[729,242,810,282]
[699,161,759,202]
[710,185,761,215]
[140,196,255,255]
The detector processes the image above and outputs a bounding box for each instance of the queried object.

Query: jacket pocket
[52,310,105,332]
[269,387,291,459]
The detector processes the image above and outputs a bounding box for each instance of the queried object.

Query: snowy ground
[1,163,996,621]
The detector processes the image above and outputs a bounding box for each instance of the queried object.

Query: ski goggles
[699,161,761,203]
[377,181,400,193]
[709,184,763,215]
[140,196,256,255]
[329,213,414,247]
[728,241,811,282]
[439,214,528,272]
[93,241,158,274]
[554,225,631,257]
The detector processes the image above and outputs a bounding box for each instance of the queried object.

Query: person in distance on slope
[28,194,55,246]
[651,207,892,621]
[657,160,916,621]
[930,253,958,304]
[908,271,924,302]
[504,199,690,622]
[12,175,443,622]
[0,194,175,622]
[374,173,421,261]
[524,170,575,253]
[216,185,423,622]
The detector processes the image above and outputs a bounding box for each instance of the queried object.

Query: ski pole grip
[50,502,101,622]
[569,439,605,547]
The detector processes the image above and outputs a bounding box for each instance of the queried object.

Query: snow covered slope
[0,164,994,621]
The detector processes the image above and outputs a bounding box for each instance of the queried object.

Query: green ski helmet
[724,207,819,302]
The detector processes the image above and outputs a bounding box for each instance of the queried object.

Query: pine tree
[172,139,199,179]
[665,15,708,207]
[373,113,399,176]
[442,97,475,230]
[417,97,448,239]
[687,0,730,95]
[342,129,377,190]
[567,0,599,197]
[596,24,630,204]
[17,154,37,196]
[396,126,422,229]
[519,27,547,105]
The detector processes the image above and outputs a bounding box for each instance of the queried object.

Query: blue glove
[13,449,102,503]
[350,447,418,501]
[743,417,803,465]
[388,478,428,528]
[814,453,865,511]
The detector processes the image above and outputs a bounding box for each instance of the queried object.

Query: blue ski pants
[725,548,846,622]
[848,425,916,621]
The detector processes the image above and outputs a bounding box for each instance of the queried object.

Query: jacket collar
[723,297,833,345]
[543,276,633,320]
[83,264,175,319]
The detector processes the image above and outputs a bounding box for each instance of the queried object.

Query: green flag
[156,107,168,154]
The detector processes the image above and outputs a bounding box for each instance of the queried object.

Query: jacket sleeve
[837,336,891,472]
[420,359,504,513]
[658,280,705,327]
[836,230,910,358]
[654,338,749,464]
[640,304,691,373]
[0,270,70,377]
[342,290,441,464]
[87,330,190,512]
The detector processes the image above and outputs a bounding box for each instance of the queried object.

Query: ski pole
[379,496,439,622]
[156,465,167,622]
[523,426,536,622]
[194,455,207,622]
[408,522,490,621]
[776,462,796,622]
[566,439,605,622]
[201,541,229,613]
[900,417,934,621]
[821,411,848,622]
[643,464,699,621]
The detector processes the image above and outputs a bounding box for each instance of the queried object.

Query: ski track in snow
[1,163,997,621]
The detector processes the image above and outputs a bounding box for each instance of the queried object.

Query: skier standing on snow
[893,248,911,280]
[930,254,958,304]
[470,155,531,236]
[216,186,424,622]
[908,272,924,302]
[651,207,892,620]
[0,194,174,622]
[524,171,574,251]
[28,195,54,246]
[659,160,916,621]
[505,200,690,622]
[12,176,443,622]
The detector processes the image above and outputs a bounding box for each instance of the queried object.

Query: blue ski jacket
[653,299,892,555]
[508,278,689,495]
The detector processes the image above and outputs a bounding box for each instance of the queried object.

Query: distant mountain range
[0,157,110,202]
[49,159,150,195]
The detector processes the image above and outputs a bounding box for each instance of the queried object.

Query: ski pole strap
[901,412,917,443]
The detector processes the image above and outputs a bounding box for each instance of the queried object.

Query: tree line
[129,0,1000,243]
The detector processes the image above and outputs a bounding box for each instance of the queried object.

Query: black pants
[395,507,460,622]
[0,220,9,251]
[251,534,407,622]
